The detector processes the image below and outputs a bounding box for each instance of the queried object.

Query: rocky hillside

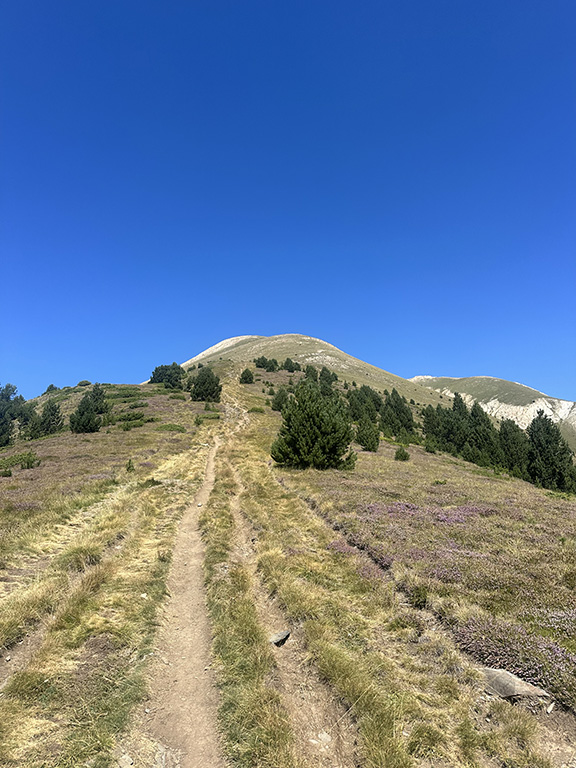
[411,374,576,449]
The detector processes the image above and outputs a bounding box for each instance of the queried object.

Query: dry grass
[220,375,562,766]
[0,384,221,766]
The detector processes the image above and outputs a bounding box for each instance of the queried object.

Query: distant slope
[182,334,446,407]
[412,374,576,449]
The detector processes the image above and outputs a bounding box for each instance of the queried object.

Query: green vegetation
[394,446,410,461]
[150,362,186,389]
[190,367,222,402]
[271,381,355,469]
[422,397,576,492]
[356,416,380,452]
[239,368,254,384]
[69,384,110,434]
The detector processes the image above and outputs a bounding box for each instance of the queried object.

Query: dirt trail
[227,460,358,768]
[139,437,226,768]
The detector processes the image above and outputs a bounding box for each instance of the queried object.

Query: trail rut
[135,438,226,768]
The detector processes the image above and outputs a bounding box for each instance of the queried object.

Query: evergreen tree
[304,365,318,382]
[264,358,279,372]
[499,419,530,479]
[356,416,380,452]
[90,383,110,414]
[40,399,64,435]
[190,368,222,402]
[380,388,415,438]
[239,368,254,384]
[0,384,28,446]
[70,393,102,433]
[150,363,186,389]
[527,411,576,492]
[271,381,355,469]
[467,402,503,467]
[271,387,290,412]
[281,358,301,372]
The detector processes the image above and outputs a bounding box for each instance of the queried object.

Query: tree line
[422,394,576,492]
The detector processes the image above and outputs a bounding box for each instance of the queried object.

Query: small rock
[317,731,331,744]
[197,503,202,508]
[270,630,290,647]
[547,702,555,714]
[140,593,148,599]
[5,656,11,662]
[118,755,134,768]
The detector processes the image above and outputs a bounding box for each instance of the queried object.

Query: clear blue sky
[2,1,575,400]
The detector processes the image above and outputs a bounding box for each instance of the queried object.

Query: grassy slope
[411,376,550,406]
[220,368,571,766]
[0,384,224,767]
[182,333,448,408]
[2,339,576,767]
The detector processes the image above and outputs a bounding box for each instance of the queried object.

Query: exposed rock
[269,630,290,647]
[482,667,549,699]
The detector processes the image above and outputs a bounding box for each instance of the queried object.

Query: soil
[138,437,226,768]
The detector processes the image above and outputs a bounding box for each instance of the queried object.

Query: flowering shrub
[454,616,576,708]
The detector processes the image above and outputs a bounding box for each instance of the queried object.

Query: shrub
[395,446,410,461]
[271,381,355,470]
[77,380,91,387]
[150,362,185,390]
[194,415,203,426]
[126,459,135,472]
[20,451,41,469]
[0,469,12,477]
[155,423,186,433]
[190,368,222,402]
[43,384,59,394]
[239,368,254,384]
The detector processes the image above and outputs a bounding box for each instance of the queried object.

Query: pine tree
[150,363,186,389]
[190,368,222,402]
[271,381,355,469]
[304,365,318,382]
[40,399,64,435]
[356,416,380,452]
[499,419,530,479]
[239,368,254,384]
[271,387,290,412]
[70,393,102,433]
[90,383,110,414]
[527,411,576,492]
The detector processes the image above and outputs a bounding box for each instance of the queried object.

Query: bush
[155,423,186,433]
[78,380,91,387]
[239,368,254,384]
[394,446,410,461]
[190,368,222,402]
[150,363,185,390]
[271,381,355,469]
[20,451,41,469]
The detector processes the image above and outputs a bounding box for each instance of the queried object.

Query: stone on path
[269,630,290,647]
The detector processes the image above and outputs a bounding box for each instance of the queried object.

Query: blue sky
[2,1,575,400]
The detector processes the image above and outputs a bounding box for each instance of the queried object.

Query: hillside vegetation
[0,335,575,767]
